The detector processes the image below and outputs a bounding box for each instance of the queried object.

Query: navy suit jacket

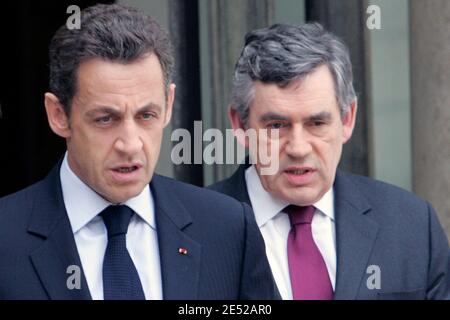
[0,163,277,300]
[209,164,450,300]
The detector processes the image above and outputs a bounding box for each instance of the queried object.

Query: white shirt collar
[60,152,155,234]
[245,165,334,228]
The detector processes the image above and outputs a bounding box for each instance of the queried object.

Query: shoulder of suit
[206,164,246,193]
[0,179,47,241]
[0,179,45,212]
[207,179,228,192]
[342,171,430,212]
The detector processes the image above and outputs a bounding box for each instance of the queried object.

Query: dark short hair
[49,4,174,116]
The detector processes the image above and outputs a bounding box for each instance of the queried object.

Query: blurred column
[200,0,274,183]
[306,0,369,176]
[410,0,450,239]
[168,0,204,186]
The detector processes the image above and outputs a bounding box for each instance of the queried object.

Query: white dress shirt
[60,152,162,300]
[245,165,336,300]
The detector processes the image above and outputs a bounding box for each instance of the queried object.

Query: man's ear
[228,107,249,148]
[342,99,358,143]
[163,83,176,127]
[44,93,71,138]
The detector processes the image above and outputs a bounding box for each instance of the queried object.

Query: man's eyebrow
[259,112,290,122]
[307,111,333,122]
[136,102,164,113]
[85,107,121,118]
[259,111,333,122]
[85,102,164,117]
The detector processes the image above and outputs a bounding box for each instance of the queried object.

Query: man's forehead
[251,84,338,113]
[253,64,334,92]
[72,55,167,107]
[76,55,164,85]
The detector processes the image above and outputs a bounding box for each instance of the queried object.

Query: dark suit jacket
[209,164,450,300]
[0,163,277,300]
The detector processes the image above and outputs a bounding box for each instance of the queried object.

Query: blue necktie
[101,205,145,300]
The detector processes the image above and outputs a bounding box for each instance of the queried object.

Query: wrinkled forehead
[72,56,167,110]
[250,65,339,114]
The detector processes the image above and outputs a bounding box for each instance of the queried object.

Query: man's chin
[102,187,144,204]
[279,189,321,206]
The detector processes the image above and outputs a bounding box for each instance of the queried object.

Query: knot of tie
[101,205,134,238]
[284,205,315,226]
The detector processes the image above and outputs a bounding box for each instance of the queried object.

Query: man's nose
[114,120,144,154]
[284,125,313,158]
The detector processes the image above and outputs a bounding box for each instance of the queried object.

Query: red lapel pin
[178,247,188,255]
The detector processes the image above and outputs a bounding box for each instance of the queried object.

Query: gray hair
[231,23,356,125]
[49,4,174,116]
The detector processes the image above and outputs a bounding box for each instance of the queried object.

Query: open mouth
[285,168,312,175]
[109,164,142,183]
[283,167,316,185]
[113,166,139,174]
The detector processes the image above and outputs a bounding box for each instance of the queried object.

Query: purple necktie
[286,205,333,300]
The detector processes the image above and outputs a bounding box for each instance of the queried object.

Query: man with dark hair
[210,23,449,300]
[0,4,276,300]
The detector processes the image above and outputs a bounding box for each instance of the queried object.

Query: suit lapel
[333,170,379,300]
[151,175,201,299]
[27,164,91,300]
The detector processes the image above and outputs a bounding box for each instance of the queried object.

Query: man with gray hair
[0,4,277,300]
[210,23,449,300]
